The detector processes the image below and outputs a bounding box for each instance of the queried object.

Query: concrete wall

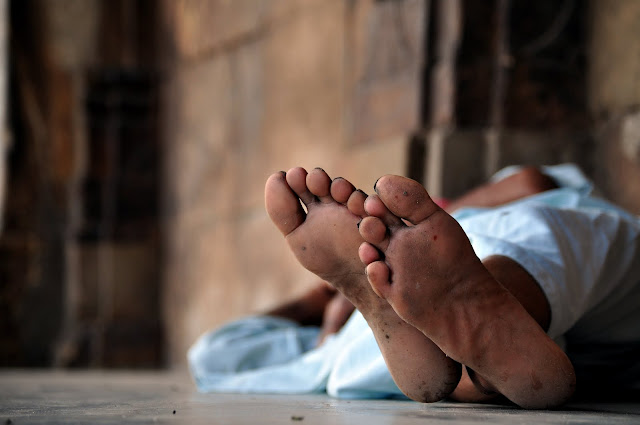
[160,0,426,365]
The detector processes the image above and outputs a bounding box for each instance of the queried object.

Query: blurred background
[0,0,639,371]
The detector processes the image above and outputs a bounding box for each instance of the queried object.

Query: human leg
[359,174,575,409]
[445,166,557,213]
[265,167,461,402]
[266,280,339,327]
[317,292,355,345]
[266,281,356,345]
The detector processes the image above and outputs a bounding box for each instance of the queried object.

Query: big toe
[374,175,440,224]
[265,171,306,236]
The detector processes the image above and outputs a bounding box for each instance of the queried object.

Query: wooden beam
[0,0,7,234]
[485,0,511,177]
[425,0,461,196]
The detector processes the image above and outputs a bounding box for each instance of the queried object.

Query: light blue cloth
[189,310,403,398]
[189,164,640,396]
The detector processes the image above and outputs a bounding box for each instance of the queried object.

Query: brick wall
[159,0,426,365]
[588,0,640,214]
[2,0,638,369]
[159,0,640,367]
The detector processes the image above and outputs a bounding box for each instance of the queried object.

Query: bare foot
[358,175,575,409]
[265,167,461,402]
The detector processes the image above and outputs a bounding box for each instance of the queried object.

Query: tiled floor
[1,370,639,424]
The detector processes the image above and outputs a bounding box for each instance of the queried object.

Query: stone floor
[1,370,639,424]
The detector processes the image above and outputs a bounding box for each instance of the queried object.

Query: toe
[265,171,306,236]
[286,167,316,206]
[330,177,356,204]
[307,168,333,203]
[359,216,390,250]
[364,195,404,227]
[358,242,381,265]
[374,175,440,224]
[366,261,391,299]
[347,189,367,217]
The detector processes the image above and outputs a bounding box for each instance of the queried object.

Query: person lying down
[188,164,640,409]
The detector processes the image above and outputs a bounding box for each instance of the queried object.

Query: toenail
[356,189,366,196]
[314,167,325,172]
[373,177,381,192]
[333,177,344,182]
[279,171,286,176]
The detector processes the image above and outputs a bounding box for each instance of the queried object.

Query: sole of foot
[265,167,461,402]
[358,174,575,409]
